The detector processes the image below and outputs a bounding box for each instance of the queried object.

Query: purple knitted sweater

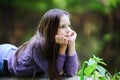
[8,39,78,77]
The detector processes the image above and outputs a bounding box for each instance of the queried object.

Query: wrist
[59,45,67,55]
[68,41,75,48]
[68,42,76,56]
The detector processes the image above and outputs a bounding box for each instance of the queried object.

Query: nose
[66,27,71,33]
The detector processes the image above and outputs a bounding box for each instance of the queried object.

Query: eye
[68,24,71,27]
[59,25,65,28]
[61,26,65,28]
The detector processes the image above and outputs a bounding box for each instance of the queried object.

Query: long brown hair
[15,9,70,80]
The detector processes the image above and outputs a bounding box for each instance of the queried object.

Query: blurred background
[0,0,120,74]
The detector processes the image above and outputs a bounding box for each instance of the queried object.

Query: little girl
[0,9,79,80]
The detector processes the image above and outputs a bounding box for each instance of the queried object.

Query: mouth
[65,31,74,37]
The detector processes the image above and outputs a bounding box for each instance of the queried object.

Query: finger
[64,38,68,44]
[55,37,59,43]
[56,35,62,44]
[63,37,69,44]
[55,35,61,43]
[55,35,69,44]
[59,38,62,43]
[70,32,74,36]
[60,36,65,43]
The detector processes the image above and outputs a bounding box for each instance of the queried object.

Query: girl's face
[57,15,71,37]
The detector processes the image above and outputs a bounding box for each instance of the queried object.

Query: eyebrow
[60,23,71,26]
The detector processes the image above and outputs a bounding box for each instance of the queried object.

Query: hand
[55,35,69,47]
[65,30,77,46]
[65,30,77,56]
[55,35,68,54]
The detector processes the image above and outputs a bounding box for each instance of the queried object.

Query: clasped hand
[55,30,77,47]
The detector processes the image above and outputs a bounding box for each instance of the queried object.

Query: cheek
[57,30,66,36]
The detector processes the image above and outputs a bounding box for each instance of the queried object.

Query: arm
[64,52,78,77]
[57,54,66,74]
[55,35,68,74]
[55,31,79,76]
[64,31,78,76]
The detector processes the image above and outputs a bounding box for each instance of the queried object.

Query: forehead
[59,15,70,25]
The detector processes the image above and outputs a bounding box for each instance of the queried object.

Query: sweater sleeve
[64,52,79,77]
[57,54,66,74]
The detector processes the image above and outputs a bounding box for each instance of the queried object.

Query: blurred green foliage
[0,0,120,13]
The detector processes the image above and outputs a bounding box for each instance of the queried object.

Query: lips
[65,31,74,38]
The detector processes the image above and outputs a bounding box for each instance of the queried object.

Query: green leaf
[87,58,96,65]
[93,55,106,66]
[94,71,101,79]
[77,69,85,80]
[98,61,107,66]
[105,72,112,80]
[99,77,106,80]
[112,72,120,80]
[96,65,107,76]
[77,62,86,80]
[84,63,97,77]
